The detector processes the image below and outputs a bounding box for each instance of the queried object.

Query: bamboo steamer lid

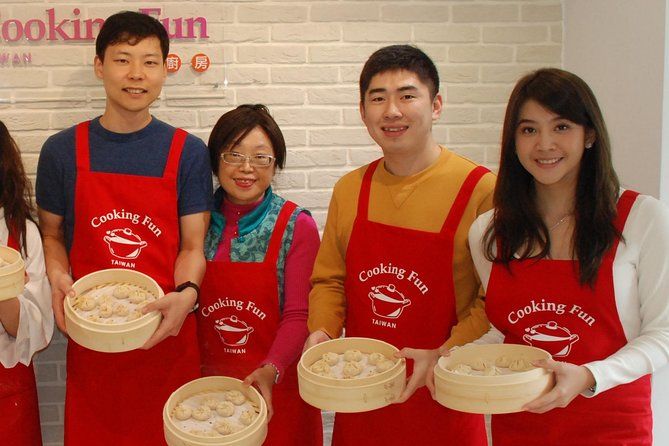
[0,245,25,301]
[298,337,406,413]
[163,376,268,446]
[433,343,555,414]
[64,268,163,353]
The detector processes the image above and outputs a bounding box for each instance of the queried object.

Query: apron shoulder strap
[75,121,91,172]
[614,190,639,232]
[441,165,490,234]
[163,128,188,180]
[356,159,383,220]
[6,230,20,251]
[264,201,300,263]
[609,190,640,258]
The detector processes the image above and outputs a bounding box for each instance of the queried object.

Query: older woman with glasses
[198,104,323,445]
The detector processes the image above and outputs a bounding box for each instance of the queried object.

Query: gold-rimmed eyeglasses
[221,151,275,167]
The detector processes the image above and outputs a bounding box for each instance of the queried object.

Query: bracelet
[266,362,280,384]
[175,281,200,312]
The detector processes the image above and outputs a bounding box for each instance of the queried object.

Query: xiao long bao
[298,337,406,413]
[64,268,164,353]
[163,376,268,446]
[434,344,554,414]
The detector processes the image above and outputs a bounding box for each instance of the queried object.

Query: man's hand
[140,287,196,349]
[51,270,74,333]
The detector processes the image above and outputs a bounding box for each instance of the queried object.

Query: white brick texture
[0,1,562,445]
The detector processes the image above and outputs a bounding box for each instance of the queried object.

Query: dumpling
[73,294,97,311]
[343,349,363,362]
[367,352,386,365]
[129,289,147,304]
[173,404,192,420]
[98,294,114,305]
[216,401,235,417]
[342,361,364,378]
[470,357,492,371]
[113,303,129,317]
[225,389,247,405]
[239,409,256,426]
[127,310,143,321]
[310,359,331,376]
[113,284,131,299]
[482,366,503,376]
[450,363,473,375]
[214,419,233,435]
[509,358,532,372]
[98,302,113,318]
[322,351,340,366]
[495,355,512,368]
[191,406,212,421]
[202,396,220,409]
[375,359,395,373]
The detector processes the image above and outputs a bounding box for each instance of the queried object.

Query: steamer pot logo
[368,284,411,319]
[523,321,580,357]
[103,228,148,259]
[215,315,255,346]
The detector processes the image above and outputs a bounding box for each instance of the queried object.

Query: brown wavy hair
[0,120,36,255]
[483,68,620,286]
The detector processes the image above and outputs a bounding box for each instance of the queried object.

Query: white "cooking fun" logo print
[103,228,148,260]
[215,315,254,347]
[523,321,580,357]
[368,284,411,319]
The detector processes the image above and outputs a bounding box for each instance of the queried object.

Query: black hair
[359,44,440,103]
[96,11,169,62]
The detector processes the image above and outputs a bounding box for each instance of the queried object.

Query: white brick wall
[0,1,562,444]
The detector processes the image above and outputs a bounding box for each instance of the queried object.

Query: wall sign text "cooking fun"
[0,8,209,43]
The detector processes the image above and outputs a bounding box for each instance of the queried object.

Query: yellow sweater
[308,147,496,349]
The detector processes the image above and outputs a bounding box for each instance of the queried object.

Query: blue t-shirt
[36,117,213,251]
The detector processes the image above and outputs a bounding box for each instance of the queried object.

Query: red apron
[66,121,200,446]
[333,159,489,446]
[486,190,652,446]
[198,200,322,446]
[0,233,42,446]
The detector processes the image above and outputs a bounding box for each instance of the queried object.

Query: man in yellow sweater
[306,45,495,445]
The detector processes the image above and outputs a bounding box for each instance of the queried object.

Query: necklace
[548,214,572,231]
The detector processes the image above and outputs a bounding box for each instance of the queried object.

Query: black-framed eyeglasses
[221,151,275,167]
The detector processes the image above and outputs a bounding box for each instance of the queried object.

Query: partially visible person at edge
[0,120,54,446]
[459,68,669,445]
[198,104,323,445]
[304,44,495,445]
[35,11,212,445]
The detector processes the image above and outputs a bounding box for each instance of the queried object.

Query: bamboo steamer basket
[434,343,554,414]
[0,245,25,301]
[64,268,163,353]
[163,376,268,446]
[298,337,406,413]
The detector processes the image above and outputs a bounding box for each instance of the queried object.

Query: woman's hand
[393,347,445,403]
[303,330,330,351]
[243,365,276,420]
[523,358,595,413]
